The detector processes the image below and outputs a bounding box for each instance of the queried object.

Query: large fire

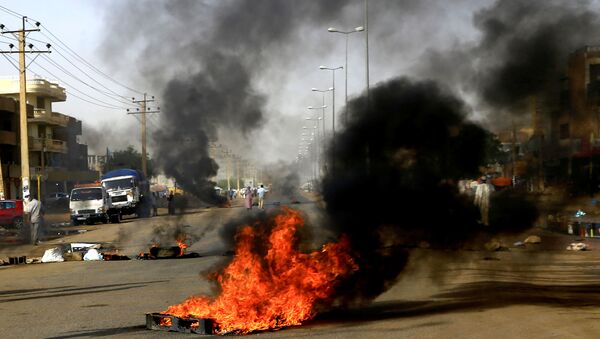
[161,208,357,334]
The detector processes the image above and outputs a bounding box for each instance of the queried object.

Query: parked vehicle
[101,169,152,222]
[0,199,23,229]
[69,185,113,226]
[46,191,70,211]
[47,192,69,202]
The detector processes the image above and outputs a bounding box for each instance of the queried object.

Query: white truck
[69,185,112,225]
[101,169,152,222]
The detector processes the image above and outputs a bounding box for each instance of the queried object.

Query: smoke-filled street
[2,196,600,338]
[4,0,600,337]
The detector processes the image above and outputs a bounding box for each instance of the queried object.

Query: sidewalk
[0,211,74,260]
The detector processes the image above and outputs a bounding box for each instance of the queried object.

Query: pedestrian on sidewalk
[167,191,175,215]
[474,176,494,226]
[257,184,268,209]
[244,186,254,211]
[24,194,44,245]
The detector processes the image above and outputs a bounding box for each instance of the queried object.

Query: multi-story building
[0,95,31,198]
[547,46,600,191]
[0,77,98,199]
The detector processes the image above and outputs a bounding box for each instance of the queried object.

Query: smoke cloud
[415,0,600,125]
[323,77,538,304]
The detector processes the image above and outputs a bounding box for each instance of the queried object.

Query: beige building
[0,77,97,199]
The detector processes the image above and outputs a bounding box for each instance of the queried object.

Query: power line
[28,59,126,110]
[0,6,145,110]
[0,4,23,19]
[0,53,18,71]
[50,47,133,102]
[37,52,136,106]
[37,25,144,95]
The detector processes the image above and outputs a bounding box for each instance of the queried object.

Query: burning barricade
[137,235,200,259]
[148,208,357,335]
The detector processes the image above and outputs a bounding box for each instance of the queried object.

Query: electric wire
[2,8,144,99]
[35,23,144,95]
[28,57,126,110]
[0,5,22,19]
[1,53,18,71]
[38,52,136,107]
[50,47,134,101]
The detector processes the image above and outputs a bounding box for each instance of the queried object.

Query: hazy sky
[3,0,597,164]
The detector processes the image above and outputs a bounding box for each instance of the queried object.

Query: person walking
[257,184,268,209]
[474,176,494,226]
[167,191,175,215]
[24,194,44,245]
[244,186,254,211]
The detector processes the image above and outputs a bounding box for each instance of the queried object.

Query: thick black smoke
[418,0,600,121]
[154,51,265,202]
[262,162,301,199]
[323,77,538,304]
[473,0,600,110]
[104,0,364,202]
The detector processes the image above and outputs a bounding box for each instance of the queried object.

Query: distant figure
[257,184,269,209]
[167,191,175,215]
[474,176,494,226]
[24,194,44,245]
[151,192,158,216]
[244,186,254,211]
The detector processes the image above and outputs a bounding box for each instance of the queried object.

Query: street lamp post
[303,125,319,179]
[308,104,327,142]
[319,66,343,139]
[328,26,364,125]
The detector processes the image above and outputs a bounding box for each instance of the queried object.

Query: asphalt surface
[1,192,600,338]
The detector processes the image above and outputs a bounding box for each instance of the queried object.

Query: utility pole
[236,156,240,194]
[0,17,51,199]
[128,94,159,177]
[365,0,370,103]
[222,149,231,191]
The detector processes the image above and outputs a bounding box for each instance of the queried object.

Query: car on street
[0,199,24,229]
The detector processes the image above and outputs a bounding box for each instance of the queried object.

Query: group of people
[244,184,268,211]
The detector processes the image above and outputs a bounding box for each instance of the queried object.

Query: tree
[105,146,154,176]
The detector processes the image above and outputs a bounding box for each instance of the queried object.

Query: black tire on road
[109,213,121,223]
[12,217,23,230]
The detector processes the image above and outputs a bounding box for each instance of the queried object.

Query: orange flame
[177,237,188,257]
[162,208,357,334]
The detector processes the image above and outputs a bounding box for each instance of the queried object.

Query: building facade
[0,77,98,199]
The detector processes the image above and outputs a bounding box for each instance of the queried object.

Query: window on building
[560,123,570,139]
[36,96,44,109]
[591,64,600,82]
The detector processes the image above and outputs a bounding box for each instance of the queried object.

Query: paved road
[1,192,600,338]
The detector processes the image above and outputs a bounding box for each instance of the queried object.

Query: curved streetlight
[328,26,364,125]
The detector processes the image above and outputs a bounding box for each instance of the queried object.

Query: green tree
[105,146,154,176]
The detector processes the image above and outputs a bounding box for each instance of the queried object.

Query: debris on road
[70,243,101,252]
[524,235,542,244]
[9,256,27,265]
[566,242,588,251]
[83,249,103,261]
[63,252,83,261]
[513,241,525,247]
[41,248,65,263]
[484,238,507,251]
[102,253,130,261]
[146,313,214,335]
